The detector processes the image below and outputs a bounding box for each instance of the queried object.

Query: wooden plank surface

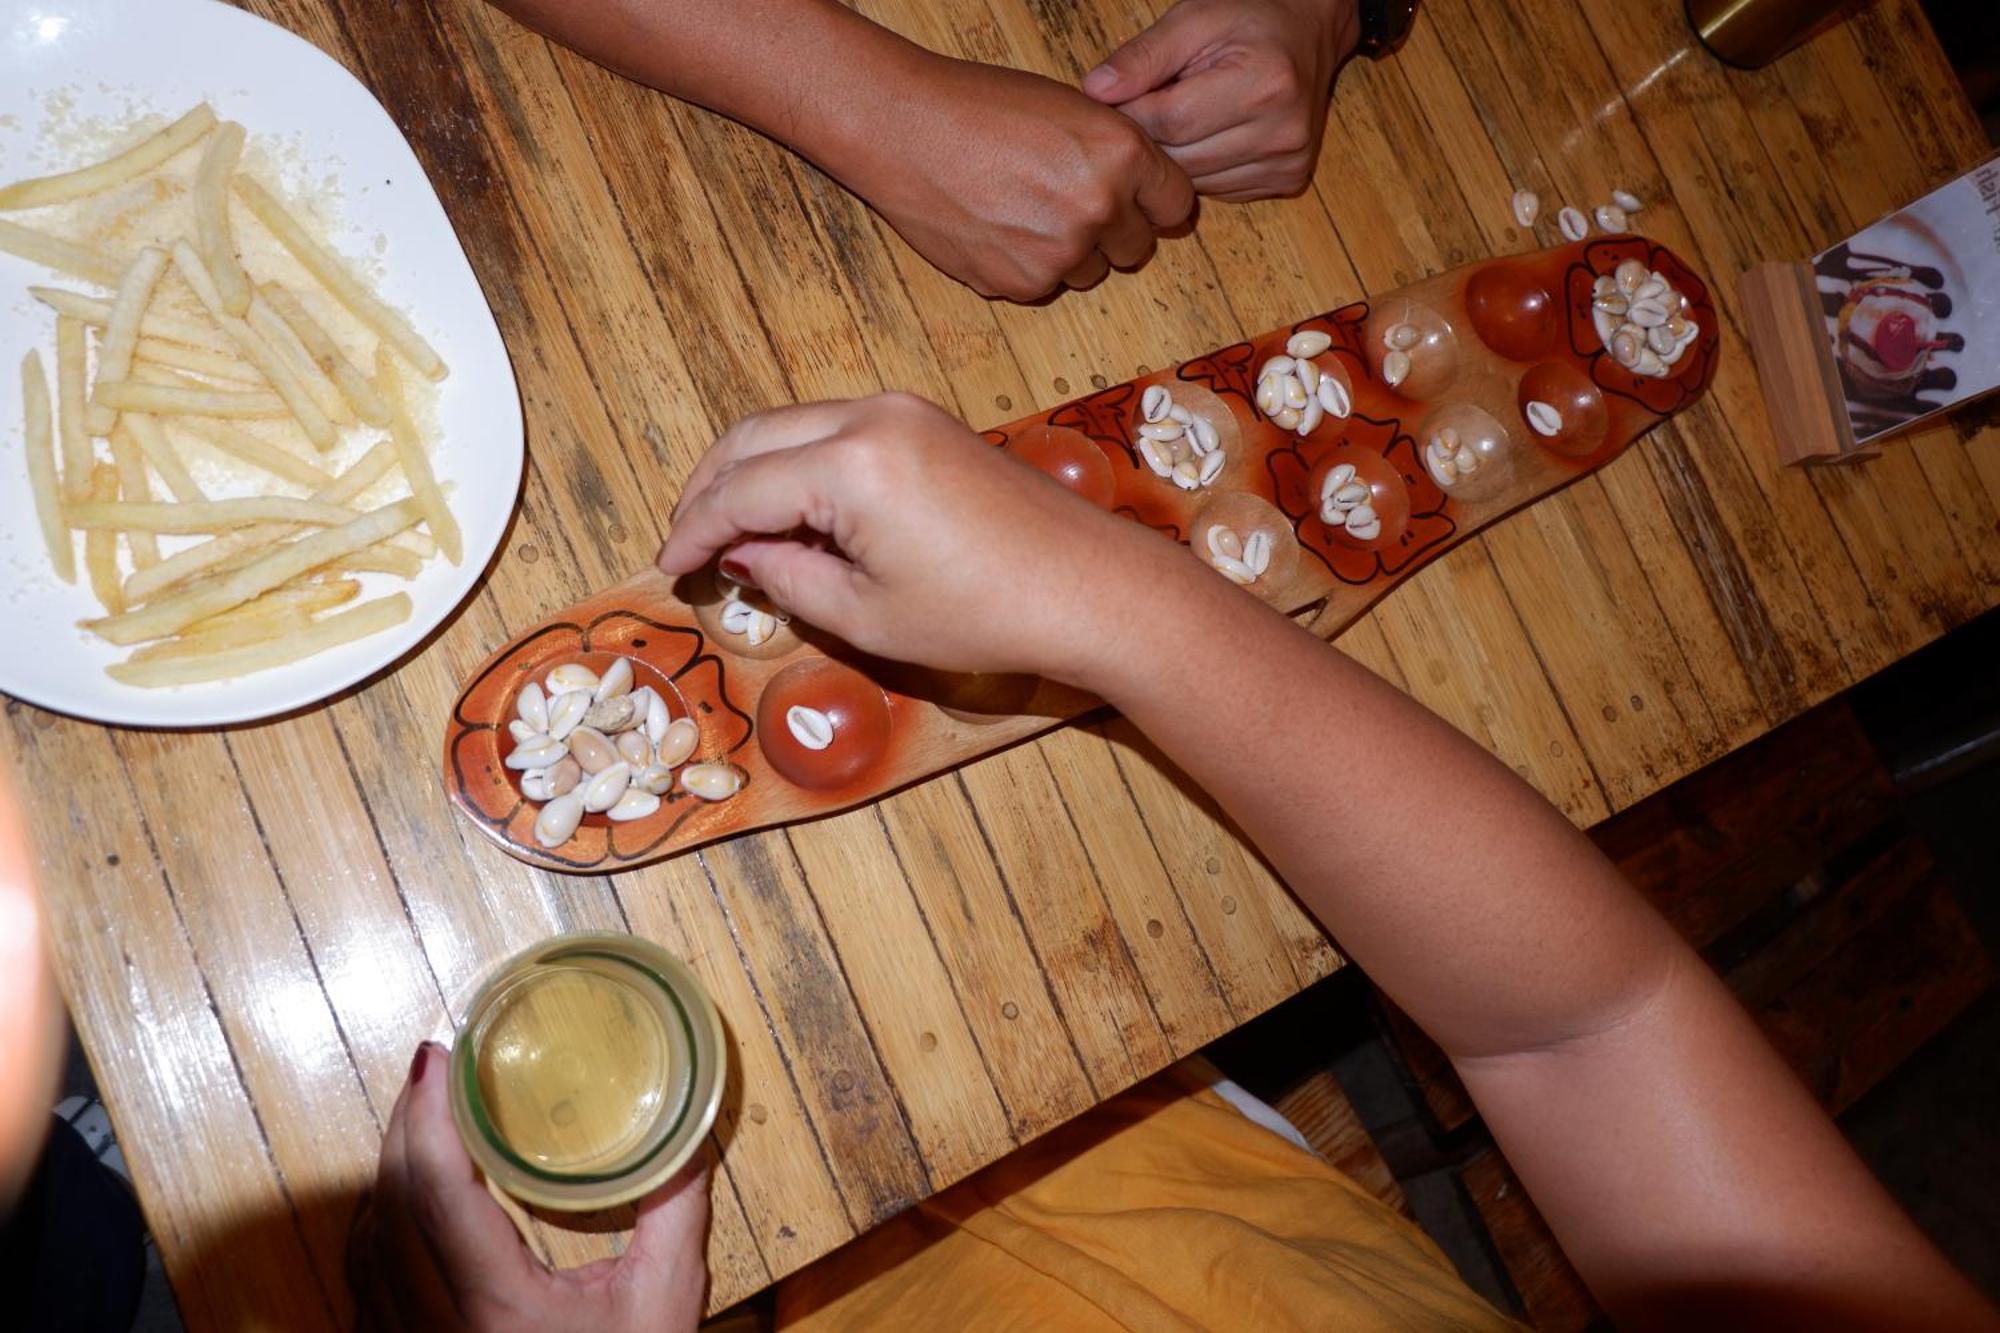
[4,0,1997,1323]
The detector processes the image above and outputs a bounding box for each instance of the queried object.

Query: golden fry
[89,498,421,644]
[108,593,412,686]
[0,104,216,209]
[258,282,390,425]
[320,546,423,580]
[132,338,263,385]
[94,380,290,419]
[19,351,73,581]
[54,316,91,502]
[121,412,204,503]
[82,464,125,614]
[0,221,123,287]
[246,294,352,426]
[126,609,314,663]
[193,121,251,316]
[105,426,161,569]
[31,286,231,352]
[120,441,398,604]
[87,246,171,435]
[377,345,460,564]
[67,496,362,534]
[188,578,362,633]
[170,241,336,448]
[234,175,446,379]
[170,419,334,491]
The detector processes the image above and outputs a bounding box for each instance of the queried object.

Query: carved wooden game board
[445,237,1718,873]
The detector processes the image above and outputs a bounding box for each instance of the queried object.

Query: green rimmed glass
[449,933,725,1211]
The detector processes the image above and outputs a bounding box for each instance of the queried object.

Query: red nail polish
[719,557,754,588]
[410,1043,430,1083]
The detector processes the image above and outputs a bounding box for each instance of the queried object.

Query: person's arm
[658,394,1998,1331]
[483,0,1194,300]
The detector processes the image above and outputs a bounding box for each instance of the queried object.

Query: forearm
[483,0,930,178]
[1080,548,1684,1059]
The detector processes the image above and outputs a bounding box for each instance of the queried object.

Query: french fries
[260,282,389,425]
[93,379,290,419]
[170,418,334,491]
[88,246,171,434]
[8,104,461,688]
[170,241,336,447]
[82,464,125,614]
[234,176,447,380]
[0,104,216,209]
[121,441,398,604]
[55,316,91,500]
[31,286,233,352]
[107,593,412,687]
[193,122,251,317]
[89,498,421,645]
[66,497,363,534]
[20,351,73,582]
[377,346,460,564]
[0,219,124,287]
[121,412,204,503]
[106,426,161,569]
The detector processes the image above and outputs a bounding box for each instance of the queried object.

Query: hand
[1082,0,1361,200]
[657,394,1179,686]
[348,1042,711,1333]
[842,57,1195,302]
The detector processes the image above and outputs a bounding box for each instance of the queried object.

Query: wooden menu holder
[444,237,1720,873]
[1739,260,1878,466]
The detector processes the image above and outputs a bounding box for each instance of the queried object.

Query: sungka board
[445,238,1718,873]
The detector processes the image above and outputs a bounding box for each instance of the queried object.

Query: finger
[1132,138,1197,230]
[1116,74,1237,149]
[377,1043,425,1202]
[724,538,866,636]
[1098,200,1158,271]
[1190,157,1304,201]
[1062,250,1112,292]
[671,400,855,522]
[659,440,849,576]
[398,1041,544,1303]
[1082,4,1206,103]
[1159,121,1270,180]
[618,1160,715,1315]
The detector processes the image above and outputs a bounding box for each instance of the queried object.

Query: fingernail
[409,1043,430,1083]
[719,557,756,588]
[1083,64,1117,97]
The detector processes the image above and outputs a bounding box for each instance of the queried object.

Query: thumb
[618,1159,713,1315]
[726,539,864,636]
[1083,6,1202,102]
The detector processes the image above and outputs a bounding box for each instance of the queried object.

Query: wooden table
[6,0,1997,1325]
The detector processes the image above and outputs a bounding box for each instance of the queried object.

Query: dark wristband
[1357,0,1419,57]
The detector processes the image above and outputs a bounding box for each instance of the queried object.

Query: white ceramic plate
[0,0,522,726]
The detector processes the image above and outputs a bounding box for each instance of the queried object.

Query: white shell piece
[1141,385,1171,422]
[547,689,590,742]
[1286,329,1332,358]
[546,663,599,695]
[681,762,744,801]
[786,705,835,751]
[515,681,548,732]
[607,788,661,823]
[593,656,632,702]
[1511,189,1540,226]
[581,762,634,814]
[1525,400,1564,437]
[657,717,700,768]
[533,793,584,848]
[1244,530,1272,576]
[1558,206,1588,242]
[505,736,564,770]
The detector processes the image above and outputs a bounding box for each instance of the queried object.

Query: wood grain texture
[4,0,1996,1323]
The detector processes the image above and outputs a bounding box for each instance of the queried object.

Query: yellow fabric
[776,1065,1523,1331]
